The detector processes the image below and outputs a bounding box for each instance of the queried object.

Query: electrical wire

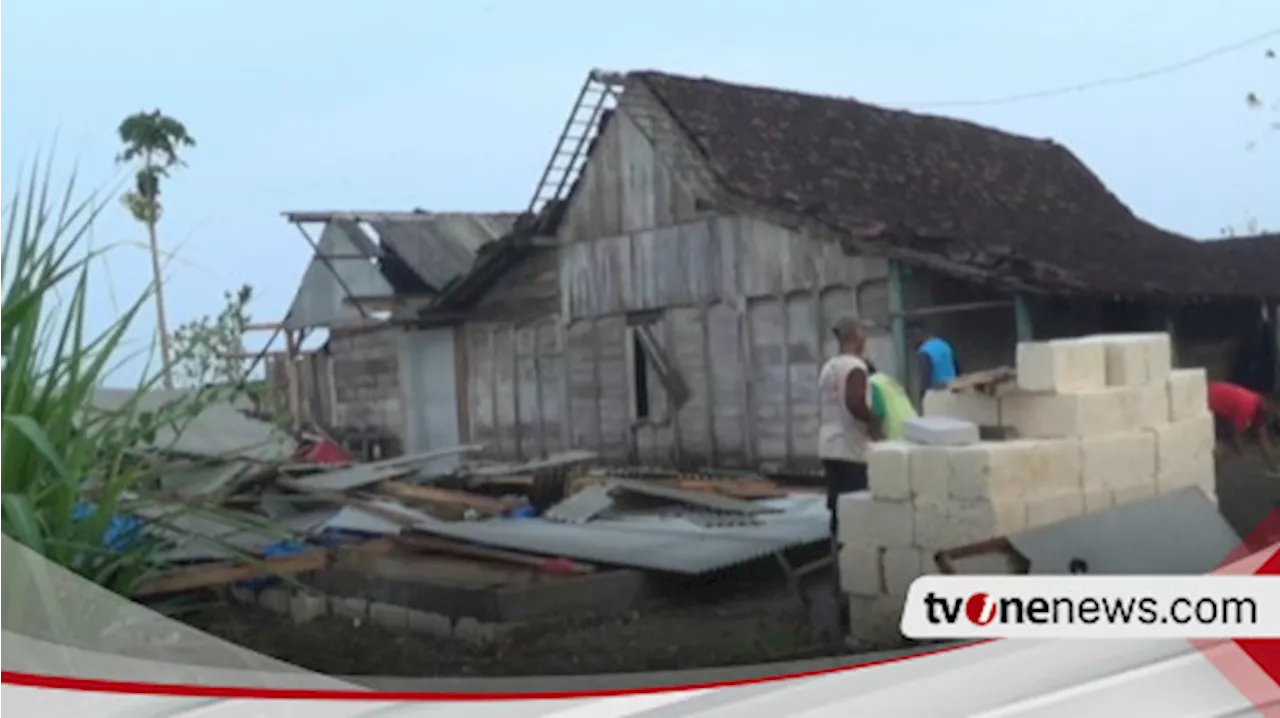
[892,28,1279,109]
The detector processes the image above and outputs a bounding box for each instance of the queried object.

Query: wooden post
[284,329,301,430]
[1014,295,1033,342]
[888,261,908,381]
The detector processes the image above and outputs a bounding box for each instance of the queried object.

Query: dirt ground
[182,565,839,677]
[1214,446,1279,541]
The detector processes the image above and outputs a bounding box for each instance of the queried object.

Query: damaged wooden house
[265,211,520,460]
[273,69,1280,472]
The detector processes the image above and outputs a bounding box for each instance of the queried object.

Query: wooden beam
[890,299,1013,320]
[375,480,510,517]
[888,261,909,381]
[134,539,396,596]
[394,533,596,574]
[1014,294,1034,342]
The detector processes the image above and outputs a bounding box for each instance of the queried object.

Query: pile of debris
[101,389,832,642]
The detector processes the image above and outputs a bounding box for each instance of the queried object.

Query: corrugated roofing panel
[406,494,830,575]
[284,220,392,329]
[374,213,518,291]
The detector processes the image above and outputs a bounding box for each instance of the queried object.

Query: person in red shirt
[1207,381,1278,472]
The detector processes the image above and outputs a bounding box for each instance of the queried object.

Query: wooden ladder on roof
[525,70,625,217]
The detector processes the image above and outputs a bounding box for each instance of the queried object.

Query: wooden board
[395,533,596,575]
[375,481,511,517]
[135,539,396,596]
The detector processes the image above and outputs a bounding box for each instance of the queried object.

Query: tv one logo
[966,592,998,626]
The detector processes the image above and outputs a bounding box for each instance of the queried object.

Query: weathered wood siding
[464,318,567,460]
[559,215,890,469]
[558,92,712,245]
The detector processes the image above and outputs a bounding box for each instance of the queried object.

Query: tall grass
[0,161,201,597]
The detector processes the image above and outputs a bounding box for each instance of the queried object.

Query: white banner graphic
[900,576,1280,639]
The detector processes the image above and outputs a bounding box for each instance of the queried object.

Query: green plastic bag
[870,373,918,440]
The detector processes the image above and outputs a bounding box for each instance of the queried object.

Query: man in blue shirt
[910,324,960,403]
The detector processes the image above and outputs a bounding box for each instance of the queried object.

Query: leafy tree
[115,110,197,390]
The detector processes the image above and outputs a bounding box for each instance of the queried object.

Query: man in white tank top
[819,317,882,635]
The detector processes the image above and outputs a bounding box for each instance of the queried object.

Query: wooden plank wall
[559,215,890,469]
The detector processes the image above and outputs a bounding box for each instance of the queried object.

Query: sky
[2,1,1278,382]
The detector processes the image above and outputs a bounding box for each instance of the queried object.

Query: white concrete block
[1081,431,1157,491]
[1015,339,1107,394]
[949,439,1078,502]
[1083,488,1114,513]
[1122,382,1171,430]
[904,416,981,446]
[1152,416,1216,479]
[839,546,883,597]
[289,593,328,624]
[923,389,1001,425]
[1026,490,1085,529]
[910,446,952,500]
[836,492,877,549]
[1079,333,1172,387]
[868,441,912,501]
[1156,450,1216,497]
[1112,483,1157,508]
[1000,389,1130,439]
[1167,369,1210,422]
[882,547,927,596]
[840,495,915,548]
[914,496,1027,550]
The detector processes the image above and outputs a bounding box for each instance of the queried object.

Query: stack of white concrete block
[837,332,1216,648]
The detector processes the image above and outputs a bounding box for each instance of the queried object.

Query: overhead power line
[894,28,1279,109]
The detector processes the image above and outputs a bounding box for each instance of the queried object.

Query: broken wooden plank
[660,478,789,500]
[287,444,484,492]
[375,481,511,517]
[942,366,1016,394]
[394,533,596,575]
[134,539,396,596]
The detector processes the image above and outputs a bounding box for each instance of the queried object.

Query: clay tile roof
[631,70,1275,299]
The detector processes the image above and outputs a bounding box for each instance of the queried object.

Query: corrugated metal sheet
[1009,487,1240,575]
[90,389,297,462]
[544,485,616,524]
[374,213,518,291]
[606,478,778,515]
[358,493,830,575]
[284,220,392,329]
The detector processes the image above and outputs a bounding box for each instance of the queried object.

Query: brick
[924,389,1002,425]
[1000,389,1130,439]
[914,497,1026,550]
[405,609,454,638]
[949,439,1076,502]
[1122,382,1170,430]
[903,416,981,446]
[1079,333,1172,387]
[882,548,926,596]
[909,447,952,500]
[1167,369,1210,422]
[229,585,256,604]
[258,587,290,615]
[369,602,410,630]
[329,596,369,623]
[869,442,912,501]
[289,593,328,624]
[1152,416,1215,478]
[1112,483,1157,507]
[1083,488,1114,513]
[839,495,914,548]
[1015,339,1107,394]
[1026,490,1085,529]
[848,594,907,650]
[1081,432,1157,491]
[839,546,883,597]
[454,617,498,646]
